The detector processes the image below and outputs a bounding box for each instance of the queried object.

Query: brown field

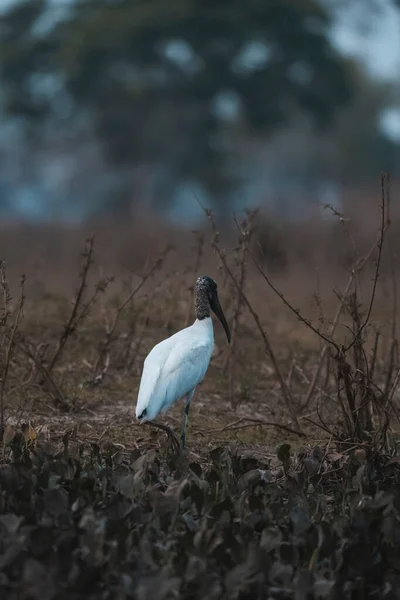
[1,191,399,458]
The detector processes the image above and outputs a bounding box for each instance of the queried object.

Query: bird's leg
[181,389,195,450]
[144,421,179,451]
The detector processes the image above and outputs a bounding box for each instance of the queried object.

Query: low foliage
[1,427,400,599]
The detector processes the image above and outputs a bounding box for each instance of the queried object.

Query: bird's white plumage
[135,317,214,421]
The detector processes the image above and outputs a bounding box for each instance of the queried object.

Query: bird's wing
[135,357,162,419]
[135,330,185,419]
[136,330,213,420]
[158,337,213,415]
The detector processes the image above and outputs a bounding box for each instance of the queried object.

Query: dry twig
[0,269,25,433]
[202,205,301,432]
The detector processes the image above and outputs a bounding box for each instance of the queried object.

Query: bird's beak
[210,291,231,343]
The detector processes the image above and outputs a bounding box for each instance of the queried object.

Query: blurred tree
[320,75,398,181]
[0,0,356,213]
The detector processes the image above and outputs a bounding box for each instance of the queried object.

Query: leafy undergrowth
[1,428,400,599]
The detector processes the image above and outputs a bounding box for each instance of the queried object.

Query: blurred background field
[0,0,399,451]
[0,0,399,224]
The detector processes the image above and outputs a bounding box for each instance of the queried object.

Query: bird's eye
[138,409,147,419]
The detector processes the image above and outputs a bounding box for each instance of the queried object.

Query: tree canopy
[0,0,358,212]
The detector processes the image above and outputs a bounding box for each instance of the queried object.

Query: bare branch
[344,172,389,352]
[202,207,301,432]
[0,273,25,432]
[47,236,96,374]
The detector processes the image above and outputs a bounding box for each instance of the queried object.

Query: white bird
[135,275,230,449]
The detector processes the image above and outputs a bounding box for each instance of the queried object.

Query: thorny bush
[1,429,400,599]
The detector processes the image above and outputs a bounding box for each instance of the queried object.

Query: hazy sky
[326,0,400,82]
[325,0,400,141]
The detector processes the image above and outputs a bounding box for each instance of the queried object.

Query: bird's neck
[195,290,210,320]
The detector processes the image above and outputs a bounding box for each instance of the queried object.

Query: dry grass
[1,187,400,459]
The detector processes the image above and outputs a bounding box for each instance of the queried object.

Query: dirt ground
[1,211,399,458]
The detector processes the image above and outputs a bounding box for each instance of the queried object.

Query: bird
[135,275,230,450]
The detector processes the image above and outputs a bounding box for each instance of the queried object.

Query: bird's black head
[195,275,230,343]
[196,275,217,297]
